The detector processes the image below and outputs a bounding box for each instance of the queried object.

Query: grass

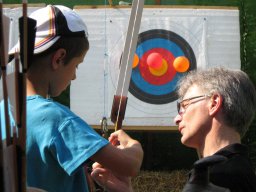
[132,170,189,192]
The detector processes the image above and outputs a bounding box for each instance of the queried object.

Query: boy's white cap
[9,5,88,55]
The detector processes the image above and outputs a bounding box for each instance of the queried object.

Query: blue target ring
[128,29,197,104]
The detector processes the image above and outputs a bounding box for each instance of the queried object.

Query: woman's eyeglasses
[177,94,211,115]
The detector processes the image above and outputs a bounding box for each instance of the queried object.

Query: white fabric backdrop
[1,6,240,129]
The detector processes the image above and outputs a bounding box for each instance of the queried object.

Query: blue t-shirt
[1,95,109,192]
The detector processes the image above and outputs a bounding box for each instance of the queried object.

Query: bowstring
[115,1,139,131]
[103,0,108,119]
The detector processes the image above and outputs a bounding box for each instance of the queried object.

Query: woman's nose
[72,73,76,80]
[174,114,182,125]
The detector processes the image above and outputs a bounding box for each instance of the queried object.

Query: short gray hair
[177,67,256,136]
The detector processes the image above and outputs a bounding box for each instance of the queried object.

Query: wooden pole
[0,2,5,190]
[20,1,28,191]
[108,0,113,6]
[0,1,11,191]
[155,0,161,5]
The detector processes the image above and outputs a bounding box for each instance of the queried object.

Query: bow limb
[0,2,11,191]
[110,0,144,131]
[0,1,11,146]
[88,2,144,190]
[17,1,36,191]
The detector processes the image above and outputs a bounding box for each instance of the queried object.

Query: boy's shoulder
[27,95,75,119]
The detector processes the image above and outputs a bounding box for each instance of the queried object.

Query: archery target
[109,29,198,107]
[129,29,197,104]
[108,16,204,116]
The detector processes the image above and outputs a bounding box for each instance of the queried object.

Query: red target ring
[139,48,176,85]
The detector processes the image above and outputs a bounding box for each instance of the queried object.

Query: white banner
[71,7,240,129]
[2,6,240,129]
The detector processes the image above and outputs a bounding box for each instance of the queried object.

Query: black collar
[214,143,248,158]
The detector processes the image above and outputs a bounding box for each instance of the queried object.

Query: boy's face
[174,85,211,149]
[51,50,87,97]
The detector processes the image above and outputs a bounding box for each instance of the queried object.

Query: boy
[1,5,143,192]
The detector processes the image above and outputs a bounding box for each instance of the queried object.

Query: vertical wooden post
[108,0,113,6]
[155,0,161,5]
[0,2,5,190]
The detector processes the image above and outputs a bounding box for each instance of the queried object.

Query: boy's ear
[209,93,223,116]
[52,48,66,70]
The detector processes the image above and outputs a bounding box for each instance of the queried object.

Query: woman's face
[174,85,211,149]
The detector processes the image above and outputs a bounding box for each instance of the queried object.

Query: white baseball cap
[9,5,88,55]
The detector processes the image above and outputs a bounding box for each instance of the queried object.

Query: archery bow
[18,1,28,191]
[0,1,11,191]
[17,1,36,191]
[87,1,144,191]
[110,0,144,131]
[0,0,11,146]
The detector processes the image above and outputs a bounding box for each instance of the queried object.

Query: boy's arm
[90,130,143,177]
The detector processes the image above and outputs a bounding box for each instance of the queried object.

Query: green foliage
[243,117,256,169]
[240,0,256,169]
[241,0,256,83]
[2,0,241,8]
